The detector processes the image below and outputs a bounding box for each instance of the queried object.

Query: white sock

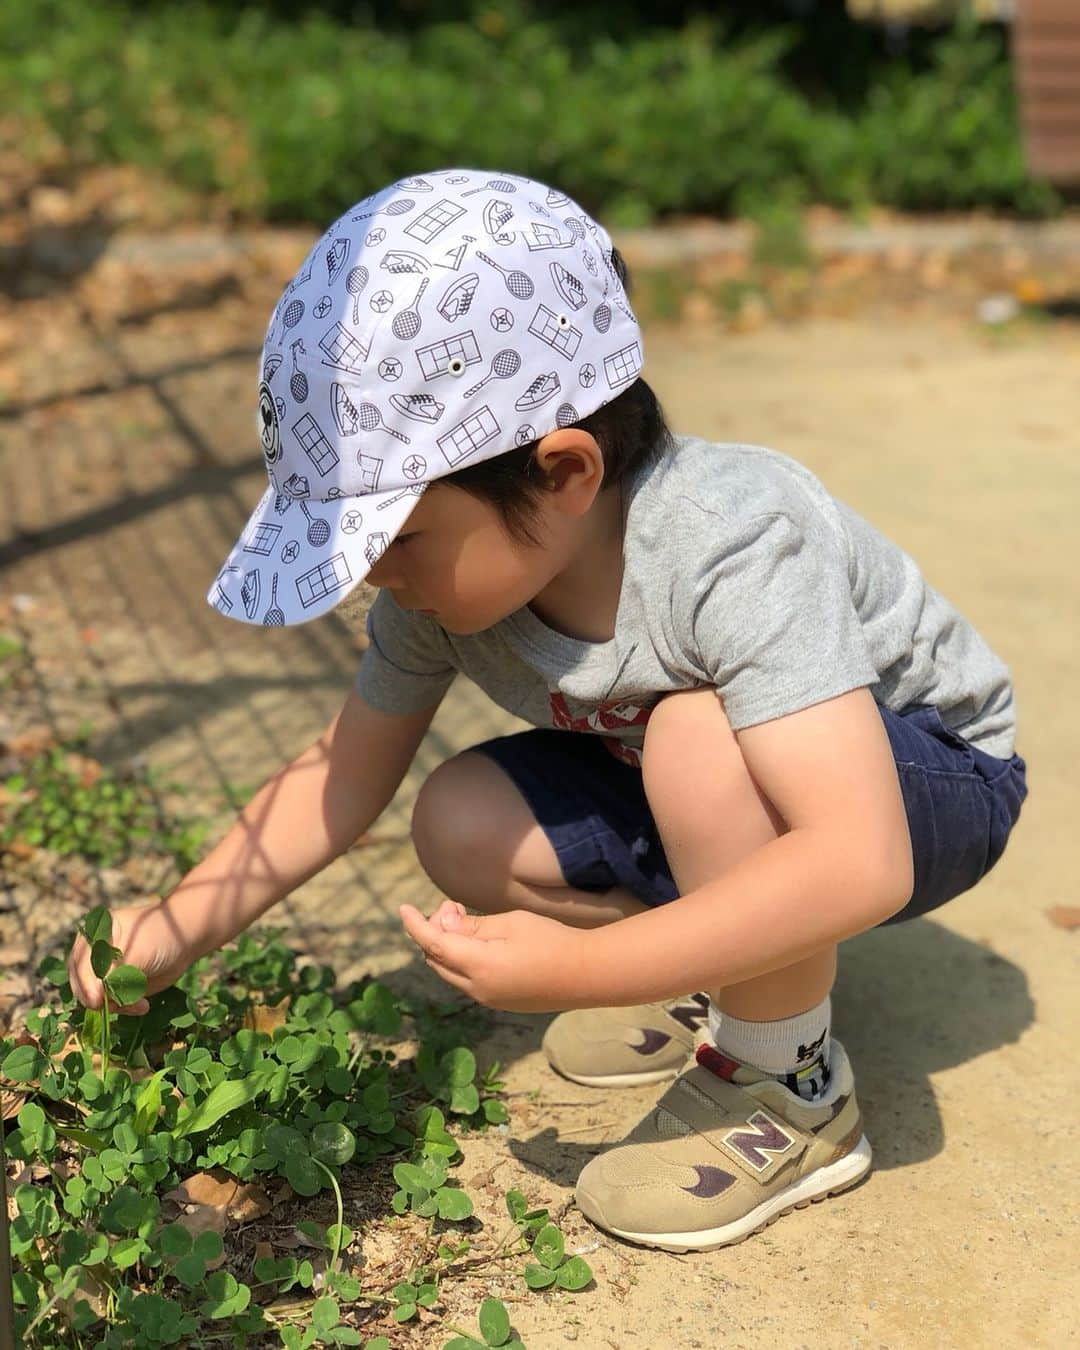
[707,995,832,1102]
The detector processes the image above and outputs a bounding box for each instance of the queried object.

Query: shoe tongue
[695,1042,772,1087]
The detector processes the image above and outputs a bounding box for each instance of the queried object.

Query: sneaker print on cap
[207,168,644,627]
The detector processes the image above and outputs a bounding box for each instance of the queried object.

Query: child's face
[364,429,608,635]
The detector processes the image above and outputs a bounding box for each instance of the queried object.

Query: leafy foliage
[0,3,1056,225]
[2,910,590,1347]
[0,734,208,873]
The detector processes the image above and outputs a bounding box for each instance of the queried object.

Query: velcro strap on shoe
[651,1067,808,1180]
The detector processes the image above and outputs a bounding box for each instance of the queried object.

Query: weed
[2,908,593,1347]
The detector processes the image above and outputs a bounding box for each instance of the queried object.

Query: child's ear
[533,432,603,506]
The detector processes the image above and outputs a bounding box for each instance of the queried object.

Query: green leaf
[522,1263,557,1290]
[394,1160,440,1196]
[443,1046,476,1087]
[103,963,147,1008]
[392,1302,417,1323]
[364,1339,391,1350]
[157,1223,192,1257]
[284,1152,323,1197]
[174,1251,208,1287]
[81,905,113,945]
[450,1083,480,1115]
[310,1121,356,1167]
[36,954,70,986]
[443,1338,485,1350]
[483,1098,509,1124]
[101,1185,157,1234]
[2,1043,46,1082]
[311,1296,339,1332]
[174,1071,269,1136]
[90,939,116,980]
[326,1223,354,1253]
[193,1230,224,1263]
[15,1184,59,1238]
[436,1187,474,1222]
[16,1101,55,1155]
[133,1069,168,1134]
[110,1235,149,1270]
[555,1256,593,1290]
[532,1222,564,1270]
[478,1297,511,1346]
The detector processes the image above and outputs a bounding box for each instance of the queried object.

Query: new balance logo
[666,993,710,1034]
[720,1110,797,1172]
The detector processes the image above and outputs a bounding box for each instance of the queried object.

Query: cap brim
[206,481,426,626]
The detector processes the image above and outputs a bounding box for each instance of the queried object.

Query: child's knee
[410,752,515,905]
[412,757,477,880]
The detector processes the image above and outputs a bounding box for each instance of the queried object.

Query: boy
[68,168,1028,1253]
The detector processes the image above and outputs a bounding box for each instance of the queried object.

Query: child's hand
[399,902,591,1012]
[67,901,198,1015]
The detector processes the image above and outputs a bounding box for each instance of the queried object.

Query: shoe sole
[582,1134,873,1253]
[549,1064,687,1089]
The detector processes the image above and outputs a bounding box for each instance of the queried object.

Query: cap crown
[255,168,643,504]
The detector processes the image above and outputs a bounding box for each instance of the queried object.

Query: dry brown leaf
[58,1264,109,1325]
[2,838,36,860]
[163,1168,272,1256]
[7,724,55,758]
[64,751,103,788]
[242,1000,289,1035]
[1046,905,1080,931]
[253,1240,274,1266]
[1,1088,27,1121]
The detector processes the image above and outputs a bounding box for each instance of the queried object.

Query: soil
[1,199,1077,1347]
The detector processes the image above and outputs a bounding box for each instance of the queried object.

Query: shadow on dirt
[484,918,1033,1185]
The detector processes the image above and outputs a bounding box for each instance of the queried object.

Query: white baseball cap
[207,166,643,627]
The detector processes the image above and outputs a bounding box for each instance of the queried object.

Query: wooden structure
[1014,0,1080,184]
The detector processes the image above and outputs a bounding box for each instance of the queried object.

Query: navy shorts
[469,703,1028,924]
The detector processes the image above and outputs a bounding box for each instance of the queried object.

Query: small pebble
[977,294,1019,326]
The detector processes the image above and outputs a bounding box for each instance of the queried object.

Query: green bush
[0,1,1057,223]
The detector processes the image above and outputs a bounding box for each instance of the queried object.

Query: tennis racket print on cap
[208,166,644,627]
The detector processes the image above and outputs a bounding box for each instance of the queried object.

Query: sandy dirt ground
[2,247,1078,1347]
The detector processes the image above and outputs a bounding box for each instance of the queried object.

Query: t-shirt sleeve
[682,506,880,730]
[353,589,457,714]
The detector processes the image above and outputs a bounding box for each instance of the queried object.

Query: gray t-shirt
[355,435,1017,764]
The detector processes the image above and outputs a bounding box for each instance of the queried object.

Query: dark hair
[441,246,675,546]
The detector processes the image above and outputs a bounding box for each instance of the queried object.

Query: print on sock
[796,1029,828,1064]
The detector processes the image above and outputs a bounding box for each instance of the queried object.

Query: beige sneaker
[542,994,710,1088]
[575,1038,870,1251]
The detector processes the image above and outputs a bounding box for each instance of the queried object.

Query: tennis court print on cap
[209,167,646,626]
[437,406,501,467]
[296,553,353,609]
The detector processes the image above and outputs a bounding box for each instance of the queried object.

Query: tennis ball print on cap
[207,167,644,627]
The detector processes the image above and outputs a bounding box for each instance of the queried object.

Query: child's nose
[365,554,399,589]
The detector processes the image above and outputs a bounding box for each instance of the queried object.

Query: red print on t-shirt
[548,691,655,766]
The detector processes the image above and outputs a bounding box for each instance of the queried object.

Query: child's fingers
[422,956,473,997]
[399,904,478,973]
[68,941,103,1010]
[430,899,466,930]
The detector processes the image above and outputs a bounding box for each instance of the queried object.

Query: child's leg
[566,687,868,1250]
[412,749,651,928]
[640,687,836,1098]
[412,748,710,1083]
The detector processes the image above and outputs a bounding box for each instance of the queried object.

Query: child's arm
[68,688,441,1011]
